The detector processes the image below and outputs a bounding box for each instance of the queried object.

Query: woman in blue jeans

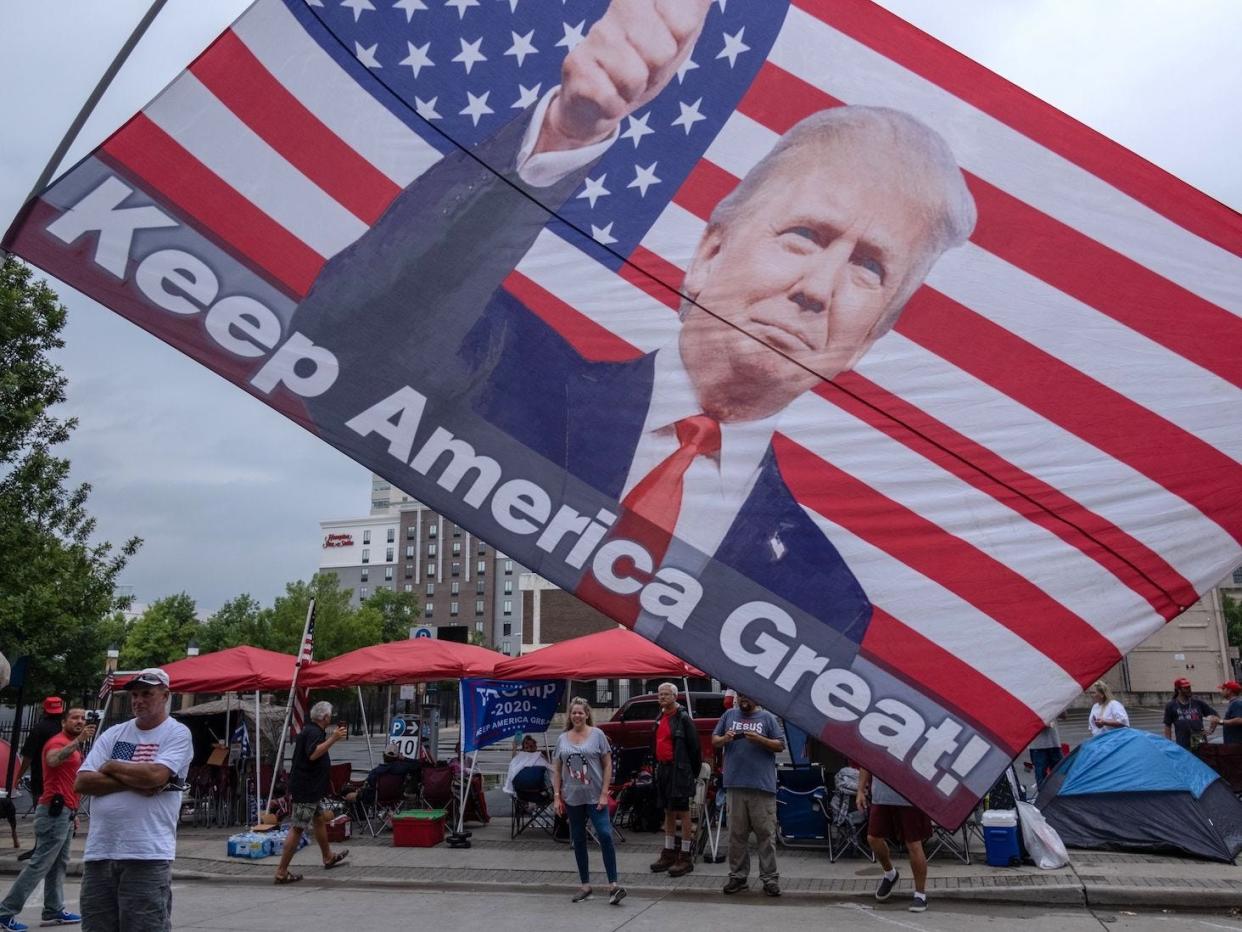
[552,698,625,906]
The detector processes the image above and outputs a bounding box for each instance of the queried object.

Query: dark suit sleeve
[292,110,597,429]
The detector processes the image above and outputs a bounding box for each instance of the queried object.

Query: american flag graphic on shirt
[6,0,1239,825]
[112,741,160,763]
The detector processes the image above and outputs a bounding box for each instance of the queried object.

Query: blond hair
[1089,680,1112,704]
[565,696,594,728]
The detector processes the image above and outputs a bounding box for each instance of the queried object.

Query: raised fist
[536,0,712,153]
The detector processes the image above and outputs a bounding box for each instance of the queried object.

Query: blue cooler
[981,809,1021,867]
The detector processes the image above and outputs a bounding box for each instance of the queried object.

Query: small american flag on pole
[98,671,115,703]
[288,601,317,739]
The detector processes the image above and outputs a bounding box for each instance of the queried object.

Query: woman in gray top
[553,698,625,905]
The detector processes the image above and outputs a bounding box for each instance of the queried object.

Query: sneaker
[40,914,80,928]
[909,895,928,913]
[874,868,899,901]
[570,887,592,903]
[722,877,747,895]
[608,886,627,906]
[649,848,677,872]
[763,880,782,897]
[0,917,28,931]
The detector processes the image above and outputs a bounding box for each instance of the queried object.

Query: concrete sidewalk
[1,812,1237,911]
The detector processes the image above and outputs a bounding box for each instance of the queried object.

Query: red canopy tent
[298,639,499,688]
[493,628,704,680]
[113,645,298,693]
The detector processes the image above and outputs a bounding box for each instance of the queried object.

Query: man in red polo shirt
[648,683,701,878]
[0,707,95,930]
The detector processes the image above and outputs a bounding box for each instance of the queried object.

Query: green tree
[1224,592,1242,652]
[268,574,380,660]
[198,594,273,654]
[360,587,422,643]
[0,257,140,696]
[120,593,199,669]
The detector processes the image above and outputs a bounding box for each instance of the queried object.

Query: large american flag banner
[5,0,1239,825]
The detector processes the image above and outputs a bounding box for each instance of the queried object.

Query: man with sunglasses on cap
[0,707,95,930]
[75,668,192,932]
[1163,677,1220,751]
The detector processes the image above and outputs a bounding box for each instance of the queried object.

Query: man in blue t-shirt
[1220,681,1242,745]
[712,695,785,897]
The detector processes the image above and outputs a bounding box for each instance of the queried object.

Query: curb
[1083,883,1242,910]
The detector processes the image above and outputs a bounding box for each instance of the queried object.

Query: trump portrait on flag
[293,0,977,648]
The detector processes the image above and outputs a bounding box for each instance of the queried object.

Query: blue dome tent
[1035,729,1242,862]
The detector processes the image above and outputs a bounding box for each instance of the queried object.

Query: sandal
[323,849,349,869]
[273,872,303,885]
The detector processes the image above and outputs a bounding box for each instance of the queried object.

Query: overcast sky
[1,0,1239,615]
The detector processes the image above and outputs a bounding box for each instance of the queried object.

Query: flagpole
[253,691,262,823]
[266,599,315,812]
[357,686,374,769]
[2,0,170,257]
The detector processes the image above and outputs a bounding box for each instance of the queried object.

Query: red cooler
[392,809,446,847]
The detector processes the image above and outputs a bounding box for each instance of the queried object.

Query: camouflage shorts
[289,799,331,830]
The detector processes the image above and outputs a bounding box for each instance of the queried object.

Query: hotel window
[427,562,436,578]
[452,541,461,556]
[450,602,459,616]
[359,586,369,598]
[426,582,436,596]
[404,564,412,578]
[361,548,370,564]
[451,581,460,595]
[386,546,394,561]
[477,560,486,575]
[427,543,437,557]
[503,599,513,616]
[425,603,434,617]
[387,528,395,543]
[403,584,412,592]
[474,622,484,633]
[502,623,512,637]
[405,545,415,559]
[475,599,484,615]
[360,567,368,582]
[453,525,461,537]
[477,543,487,555]
[451,562,460,576]
[428,523,437,538]
[384,566,393,580]
[476,579,485,594]
[503,580,513,595]
[406,526,416,540]
[504,560,513,574]
[363,530,371,545]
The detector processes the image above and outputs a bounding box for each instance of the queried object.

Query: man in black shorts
[273,701,349,884]
[857,768,931,913]
[649,683,701,878]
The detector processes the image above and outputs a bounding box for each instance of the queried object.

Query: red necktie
[576,415,721,625]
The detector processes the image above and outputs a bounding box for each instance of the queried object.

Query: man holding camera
[75,667,193,932]
[0,707,95,930]
[273,701,349,884]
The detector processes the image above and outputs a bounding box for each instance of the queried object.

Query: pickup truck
[598,692,726,781]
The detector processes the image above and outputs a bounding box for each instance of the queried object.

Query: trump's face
[679,141,937,421]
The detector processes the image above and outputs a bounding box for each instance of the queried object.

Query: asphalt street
[11,879,1240,932]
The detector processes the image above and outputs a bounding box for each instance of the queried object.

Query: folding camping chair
[775,764,829,848]
[509,766,556,839]
[360,772,409,837]
[695,766,726,863]
[926,810,982,864]
[823,766,874,862]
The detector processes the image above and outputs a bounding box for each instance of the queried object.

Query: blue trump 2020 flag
[461,678,565,753]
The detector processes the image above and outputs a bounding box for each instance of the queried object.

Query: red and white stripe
[89,0,1242,755]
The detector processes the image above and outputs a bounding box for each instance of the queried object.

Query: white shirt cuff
[516,86,618,188]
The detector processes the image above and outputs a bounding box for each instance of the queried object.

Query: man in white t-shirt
[75,667,192,932]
